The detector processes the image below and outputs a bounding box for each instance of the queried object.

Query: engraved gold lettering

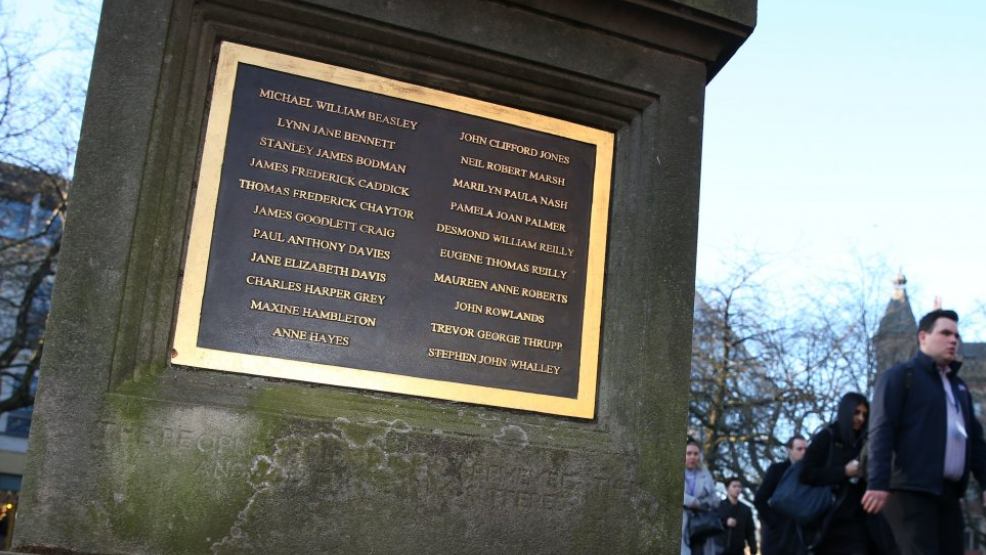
[290,164,356,186]
[298,280,384,305]
[454,300,483,314]
[245,274,302,292]
[449,202,565,232]
[460,155,484,169]
[484,255,530,274]
[537,242,575,258]
[430,322,476,338]
[483,305,545,324]
[314,147,354,163]
[522,336,563,351]
[274,117,398,150]
[538,150,570,165]
[528,171,566,187]
[259,136,315,156]
[435,223,490,241]
[510,359,562,375]
[355,155,407,175]
[477,355,509,367]
[485,161,527,178]
[459,132,488,146]
[314,100,366,119]
[439,248,483,265]
[450,201,493,218]
[427,348,508,368]
[459,130,569,165]
[293,211,358,232]
[347,244,391,260]
[529,264,568,280]
[249,251,282,266]
[427,348,477,363]
[434,272,489,291]
[520,287,568,304]
[270,326,351,347]
[314,100,419,130]
[272,326,307,339]
[481,279,568,304]
[490,233,574,257]
[282,256,387,283]
[252,228,285,243]
[491,233,537,251]
[452,300,545,324]
[284,257,350,277]
[352,291,386,305]
[307,331,351,345]
[299,306,377,327]
[539,196,568,210]
[490,282,520,295]
[350,268,388,283]
[258,88,313,108]
[342,130,396,150]
[287,234,347,253]
[476,329,521,345]
[249,157,289,173]
[249,298,299,315]
[357,223,396,238]
[239,178,291,196]
[276,117,325,136]
[357,179,411,197]
[301,282,352,301]
[253,204,293,220]
[358,200,414,220]
[291,188,357,209]
[451,178,567,210]
[488,138,538,157]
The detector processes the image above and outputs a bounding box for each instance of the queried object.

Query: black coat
[717,498,757,555]
[754,460,802,555]
[801,426,866,522]
[801,423,871,554]
[869,351,986,495]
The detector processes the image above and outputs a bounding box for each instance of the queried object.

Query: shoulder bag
[768,430,838,526]
[688,508,725,543]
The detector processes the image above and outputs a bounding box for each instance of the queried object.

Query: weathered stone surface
[13,0,755,553]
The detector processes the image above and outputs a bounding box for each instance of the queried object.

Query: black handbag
[768,429,838,526]
[688,508,725,543]
[768,460,836,526]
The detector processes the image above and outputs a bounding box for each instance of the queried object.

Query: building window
[0,474,20,493]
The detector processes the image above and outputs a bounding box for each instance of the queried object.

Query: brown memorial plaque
[172,42,613,418]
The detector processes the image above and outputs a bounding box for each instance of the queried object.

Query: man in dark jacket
[863,309,986,555]
[718,477,757,555]
[753,435,806,555]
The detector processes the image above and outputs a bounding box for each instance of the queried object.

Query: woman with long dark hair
[800,392,871,554]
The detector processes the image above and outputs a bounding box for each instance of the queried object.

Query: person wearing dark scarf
[800,392,872,554]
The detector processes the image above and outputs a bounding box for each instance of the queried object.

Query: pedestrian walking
[754,435,807,555]
[682,438,721,555]
[717,477,757,555]
[863,309,986,555]
[801,392,871,554]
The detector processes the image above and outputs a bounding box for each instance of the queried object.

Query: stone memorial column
[12,1,755,553]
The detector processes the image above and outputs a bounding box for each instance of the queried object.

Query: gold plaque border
[172,42,614,419]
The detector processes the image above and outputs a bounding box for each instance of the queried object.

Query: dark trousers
[883,483,965,555]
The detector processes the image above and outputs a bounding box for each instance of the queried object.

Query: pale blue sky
[700,0,986,335]
[12,0,986,335]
